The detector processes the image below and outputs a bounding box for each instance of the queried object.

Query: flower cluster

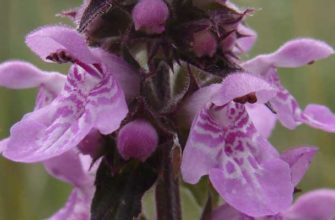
[1,0,335,219]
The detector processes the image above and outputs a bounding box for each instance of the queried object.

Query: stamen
[233,92,257,104]
[46,50,75,64]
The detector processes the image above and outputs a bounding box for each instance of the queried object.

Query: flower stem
[155,142,182,220]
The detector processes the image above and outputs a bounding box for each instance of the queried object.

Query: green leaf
[91,160,158,220]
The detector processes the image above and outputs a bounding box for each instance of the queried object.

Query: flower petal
[209,204,243,220]
[234,24,257,54]
[261,68,335,131]
[212,73,276,106]
[280,146,318,186]
[243,38,334,73]
[209,158,292,217]
[284,189,335,220]
[179,83,222,126]
[246,104,277,139]
[0,60,64,89]
[301,104,335,132]
[91,48,140,100]
[48,188,92,220]
[44,150,90,187]
[3,101,93,162]
[86,71,128,135]
[267,39,334,68]
[26,25,98,63]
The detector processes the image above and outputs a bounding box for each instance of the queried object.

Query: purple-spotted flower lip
[181,73,296,217]
[209,146,319,220]
[2,25,130,163]
[210,189,335,220]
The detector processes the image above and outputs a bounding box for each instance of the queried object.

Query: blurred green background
[0,0,334,219]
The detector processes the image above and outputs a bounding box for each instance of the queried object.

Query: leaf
[182,178,210,207]
[200,195,213,220]
[91,160,158,220]
[78,0,114,32]
[180,186,202,220]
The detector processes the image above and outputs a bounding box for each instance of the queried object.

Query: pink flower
[1,26,140,162]
[181,73,295,217]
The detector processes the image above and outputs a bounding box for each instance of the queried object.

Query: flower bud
[132,0,169,34]
[192,30,218,57]
[220,31,236,53]
[117,119,159,161]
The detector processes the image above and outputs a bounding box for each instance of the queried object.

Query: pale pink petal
[47,150,94,220]
[267,39,334,68]
[91,48,140,100]
[212,73,277,106]
[234,24,257,54]
[243,38,334,73]
[209,204,244,220]
[179,83,222,126]
[86,67,128,134]
[26,25,98,63]
[262,68,335,132]
[0,60,64,89]
[0,60,65,109]
[280,146,318,186]
[44,150,90,187]
[246,104,277,139]
[260,68,302,129]
[48,188,92,220]
[284,189,335,220]
[209,158,292,217]
[301,104,335,132]
[3,101,93,162]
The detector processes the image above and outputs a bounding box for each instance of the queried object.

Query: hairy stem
[155,142,182,220]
